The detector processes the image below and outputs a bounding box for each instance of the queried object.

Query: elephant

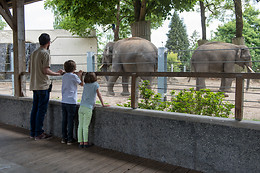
[191,42,253,92]
[101,37,158,96]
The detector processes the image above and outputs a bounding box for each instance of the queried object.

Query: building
[0,29,97,72]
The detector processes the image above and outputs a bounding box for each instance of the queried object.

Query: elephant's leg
[121,76,130,96]
[220,64,235,92]
[219,78,232,92]
[107,75,119,96]
[196,77,206,91]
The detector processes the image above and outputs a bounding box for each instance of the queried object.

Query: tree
[167,52,181,72]
[213,5,260,71]
[234,0,243,38]
[189,30,200,50]
[0,16,6,30]
[196,0,232,41]
[45,0,196,41]
[196,0,259,43]
[165,12,190,71]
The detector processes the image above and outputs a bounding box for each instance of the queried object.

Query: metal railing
[93,71,260,121]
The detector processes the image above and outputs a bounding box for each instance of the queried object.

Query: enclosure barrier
[2,70,260,121]
[93,71,260,121]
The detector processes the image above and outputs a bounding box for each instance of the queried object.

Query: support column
[157,47,167,101]
[13,0,26,97]
[87,52,95,72]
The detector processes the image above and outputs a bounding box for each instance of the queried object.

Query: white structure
[0,29,97,71]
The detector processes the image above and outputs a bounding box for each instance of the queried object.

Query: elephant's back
[191,42,239,72]
[192,42,239,58]
[114,38,157,58]
[113,38,157,72]
[197,42,239,50]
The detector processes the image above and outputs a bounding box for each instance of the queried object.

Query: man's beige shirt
[29,47,51,91]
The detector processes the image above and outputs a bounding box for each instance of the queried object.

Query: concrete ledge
[0,95,259,173]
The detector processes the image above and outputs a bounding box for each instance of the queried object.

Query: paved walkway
[0,123,201,173]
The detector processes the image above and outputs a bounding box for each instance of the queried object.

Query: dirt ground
[1,76,260,121]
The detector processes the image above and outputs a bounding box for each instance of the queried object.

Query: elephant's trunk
[100,63,109,81]
[246,65,254,91]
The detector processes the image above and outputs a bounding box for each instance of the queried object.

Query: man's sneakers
[35,133,52,140]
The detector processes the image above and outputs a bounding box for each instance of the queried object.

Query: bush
[117,81,235,118]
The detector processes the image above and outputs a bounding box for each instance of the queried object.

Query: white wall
[0,29,97,71]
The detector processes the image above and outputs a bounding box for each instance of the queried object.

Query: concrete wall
[0,94,259,173]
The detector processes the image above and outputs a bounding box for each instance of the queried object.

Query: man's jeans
[30,90,50,137]
[62,103,76,142]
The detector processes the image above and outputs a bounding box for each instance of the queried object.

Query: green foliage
[165,11,190,71]
[212,5,260,72]
[45,0,196,39]
[189,30,200,50]
[118,80,167,111]
[167,52,181,72]
[118,81,235,118]
[197,0,233,24]
[169,88,234,117]
[0,16,6,30]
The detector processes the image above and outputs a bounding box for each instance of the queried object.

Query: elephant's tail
[188,60,195,83]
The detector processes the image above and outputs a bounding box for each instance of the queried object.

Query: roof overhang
[5,0,42,8]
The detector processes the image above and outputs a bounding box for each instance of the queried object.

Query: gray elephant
[191,42,253,92]
[101,37,158,96]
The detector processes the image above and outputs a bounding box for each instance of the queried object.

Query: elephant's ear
[106,46,110,55]
[236,48,242,60]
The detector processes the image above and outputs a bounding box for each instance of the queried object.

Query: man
[29,33,64,140]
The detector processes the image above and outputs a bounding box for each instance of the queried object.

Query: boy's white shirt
[62,72,82,104]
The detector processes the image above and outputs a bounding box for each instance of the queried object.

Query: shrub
[117,81,234,118]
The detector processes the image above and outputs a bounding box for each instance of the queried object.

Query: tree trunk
[131,21,151,41]
[132,0,150,40]
[200,1,207,40]
[113,0,121,41]
[233,0,243,38]
[133,0,141,22]
[139,0,146,21]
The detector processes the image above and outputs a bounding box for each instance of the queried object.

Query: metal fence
[0,45,260,121]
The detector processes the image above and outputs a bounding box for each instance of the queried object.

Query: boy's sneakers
[35,133,52,140]
[61,138,67,144]
[67,141,73,145]
[67,139,76,146]
[61,138,76,145]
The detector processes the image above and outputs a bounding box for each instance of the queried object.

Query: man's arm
[43,67,64,76]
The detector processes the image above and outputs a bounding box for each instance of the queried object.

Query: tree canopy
[196,0,259,40]
[45,0,197,39]
[213,5,260,71]
[0,16,6,30]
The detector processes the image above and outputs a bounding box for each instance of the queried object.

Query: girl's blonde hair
[84,72,97,83]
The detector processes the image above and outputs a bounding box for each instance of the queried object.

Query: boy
[61,60,83,145]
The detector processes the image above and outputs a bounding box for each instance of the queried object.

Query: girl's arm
[97,89,109,107]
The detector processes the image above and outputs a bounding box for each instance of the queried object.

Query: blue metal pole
[157,47,167,101]
[87,52,95,72]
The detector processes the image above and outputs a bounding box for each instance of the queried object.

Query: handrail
[94,72,260,121]
[19,71,260,121]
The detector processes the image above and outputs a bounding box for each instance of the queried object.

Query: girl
[78,72,109,148]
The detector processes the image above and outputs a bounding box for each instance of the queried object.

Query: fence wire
[0,45,260,120]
